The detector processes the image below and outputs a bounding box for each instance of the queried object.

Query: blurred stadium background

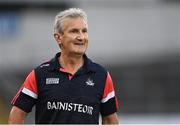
[0,0,180,124]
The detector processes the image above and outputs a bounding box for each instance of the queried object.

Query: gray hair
[54,8,88,34]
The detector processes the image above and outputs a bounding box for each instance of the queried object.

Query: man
[8,8,119,124]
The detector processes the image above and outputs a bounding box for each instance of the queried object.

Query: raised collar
[48,52,96,73]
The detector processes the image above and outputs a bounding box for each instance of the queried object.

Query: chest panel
[36,71,106,114]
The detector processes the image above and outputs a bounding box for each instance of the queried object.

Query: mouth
[74,42,84,46]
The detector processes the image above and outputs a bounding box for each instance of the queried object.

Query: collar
[48,52,96,73]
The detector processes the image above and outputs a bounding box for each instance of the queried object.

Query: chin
[73,50,86,56]
[74,51,85,56]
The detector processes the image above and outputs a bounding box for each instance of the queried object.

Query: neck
[59,52,84,75]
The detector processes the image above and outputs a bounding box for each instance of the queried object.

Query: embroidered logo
[46,78,59,84]
[86,78,95,86]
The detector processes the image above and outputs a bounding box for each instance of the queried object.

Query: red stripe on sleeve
[115,96,119,109]
[11,85,24,105]
[11,70,37,105]
[103,72,114,98]
[23,70,37,94]
[102,72,119,109]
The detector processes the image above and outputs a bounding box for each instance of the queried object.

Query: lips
[74,42,84,45]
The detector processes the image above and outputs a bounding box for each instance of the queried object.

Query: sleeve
[11,70,38,113]
[100,72,119,116]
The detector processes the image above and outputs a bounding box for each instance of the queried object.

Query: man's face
[56,17,88,56]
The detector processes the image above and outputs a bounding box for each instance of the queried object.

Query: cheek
[86,38,89,45]
[85,35,88,42]
[85,34,88,39]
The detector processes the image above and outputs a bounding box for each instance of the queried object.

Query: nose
[76,32,85,41]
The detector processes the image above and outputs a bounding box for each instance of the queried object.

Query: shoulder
[89,61,108,77]
[35,61,51,70]
[32,60,54,86]
[93,62,107,73]
[33,60,53,75]
[86,56,108,75]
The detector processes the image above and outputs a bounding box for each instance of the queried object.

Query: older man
[9,8,119,124]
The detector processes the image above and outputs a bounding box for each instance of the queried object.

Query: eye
[82,28,87,33]
[70,29,78,33]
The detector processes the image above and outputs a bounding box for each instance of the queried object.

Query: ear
[54,33,62,45]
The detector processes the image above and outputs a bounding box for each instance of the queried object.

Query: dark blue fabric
[13,52,117,124]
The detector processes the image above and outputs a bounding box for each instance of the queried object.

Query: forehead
[63,17,88,30]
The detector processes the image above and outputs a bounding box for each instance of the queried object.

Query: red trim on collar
[59,68,70,74]
[59,68,74,80]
